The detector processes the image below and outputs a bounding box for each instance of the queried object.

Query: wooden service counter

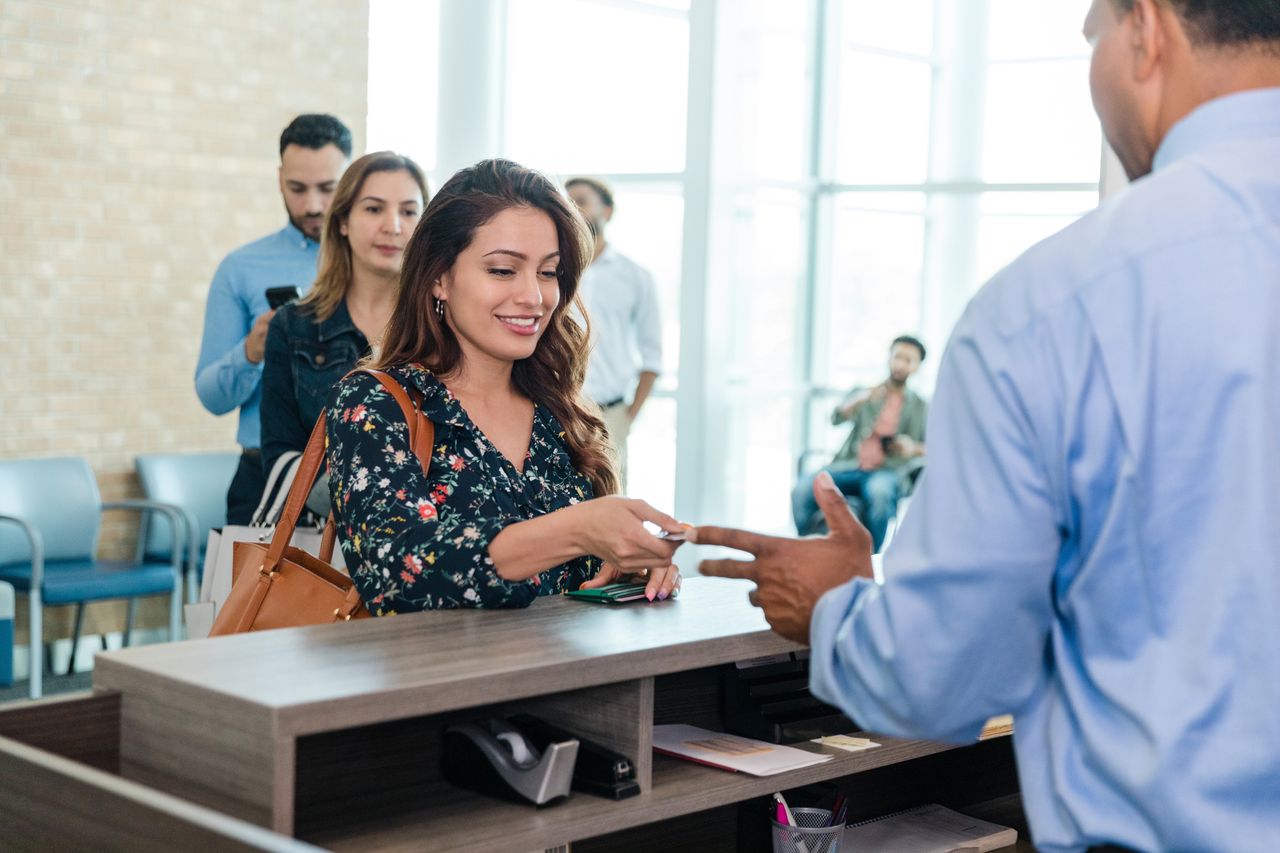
[0,577,1026,852]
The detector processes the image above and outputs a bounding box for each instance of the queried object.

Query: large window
[369,0,1102,538]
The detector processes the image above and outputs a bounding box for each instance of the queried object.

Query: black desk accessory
[722,652,856,743]
[442,716,579,806]
[510,714,641,800]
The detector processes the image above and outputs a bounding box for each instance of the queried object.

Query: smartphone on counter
[265,285,301,309]
[565,583,651,605]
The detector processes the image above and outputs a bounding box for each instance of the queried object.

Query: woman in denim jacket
[260,152,428,512]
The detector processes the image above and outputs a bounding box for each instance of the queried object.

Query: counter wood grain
[95,577,791,737]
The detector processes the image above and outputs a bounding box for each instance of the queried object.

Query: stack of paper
[843,803,1017,852]
[652,724,833,776]
[979,715,1014,740]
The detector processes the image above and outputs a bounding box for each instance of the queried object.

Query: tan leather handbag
[209,368,434,636]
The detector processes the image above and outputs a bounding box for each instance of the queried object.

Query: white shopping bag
[190,452,345,637]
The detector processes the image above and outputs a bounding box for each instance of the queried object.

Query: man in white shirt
[567,177,663,490]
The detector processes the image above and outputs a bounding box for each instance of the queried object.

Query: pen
[828,793,847,827]
[772,792,793,825]
[773,792,811,853]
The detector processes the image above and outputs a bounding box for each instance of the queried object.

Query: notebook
[842,803,1017,852]
[652,724,833,776]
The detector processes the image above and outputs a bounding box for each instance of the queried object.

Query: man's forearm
[628,371,659,419]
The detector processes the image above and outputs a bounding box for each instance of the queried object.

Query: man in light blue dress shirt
[194,114,351,523]
[696,1,1280,850]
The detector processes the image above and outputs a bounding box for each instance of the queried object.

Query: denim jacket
[261,299,370,477]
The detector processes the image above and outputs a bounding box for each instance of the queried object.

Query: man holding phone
[791,335,927,550]
[194,114,352,524]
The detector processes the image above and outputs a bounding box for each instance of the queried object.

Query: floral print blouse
[324,365,601,614]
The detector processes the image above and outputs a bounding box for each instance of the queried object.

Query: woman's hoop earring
[434,298,445,320]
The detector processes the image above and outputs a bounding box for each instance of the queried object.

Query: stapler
[510,714,641,800]
[442,717,579,806]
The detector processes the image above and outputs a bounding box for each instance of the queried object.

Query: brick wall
[0,0,369,639]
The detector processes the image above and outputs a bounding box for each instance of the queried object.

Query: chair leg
[66,602,86,676]
[123,598,138,648]
[187,519,200,606]
[170,572,182,643]
[28,591,42,700]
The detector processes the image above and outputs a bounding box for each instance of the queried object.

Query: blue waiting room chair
[0,457,184,699]
[135,452,239,604]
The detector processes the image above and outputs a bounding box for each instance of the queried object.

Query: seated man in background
[194,113,352,524]
[792,335,927,549]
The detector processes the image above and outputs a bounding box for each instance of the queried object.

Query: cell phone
[565,583,650,604]
[645,521,692,542]
[265,285,301,309]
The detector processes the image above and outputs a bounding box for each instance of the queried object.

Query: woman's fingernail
[646,590,655,601]
[658,591,668,600]
[685,527,699,543]
[818,471,841,492]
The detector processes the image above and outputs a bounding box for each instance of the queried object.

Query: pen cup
[770,807,844,853]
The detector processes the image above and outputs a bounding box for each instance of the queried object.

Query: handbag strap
[362,368,434,476]
[263,368,436,572]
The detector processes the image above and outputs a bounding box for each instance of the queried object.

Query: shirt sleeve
[259,310,307,478]
[325,372,538,613]
[194,257,262,415]
[632,266,663,376]
[808,301,1063,743]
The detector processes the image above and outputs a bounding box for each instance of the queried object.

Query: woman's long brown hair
[374,158,618,497]
[298,151,429,322]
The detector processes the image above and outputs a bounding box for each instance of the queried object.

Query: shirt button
[315,354,327,365]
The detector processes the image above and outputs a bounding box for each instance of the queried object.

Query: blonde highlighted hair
[298,151,429,322]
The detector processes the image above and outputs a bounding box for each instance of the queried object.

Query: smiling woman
[323,159,686,612]
[259,151,428,516]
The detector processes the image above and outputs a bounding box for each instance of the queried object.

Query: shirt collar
[396,365,470,428]
[1153,87,1280,173]
[281,221,319,249]
[315,298,361,343]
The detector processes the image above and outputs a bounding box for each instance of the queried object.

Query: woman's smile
[496,314,542,336]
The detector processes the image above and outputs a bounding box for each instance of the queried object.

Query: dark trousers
[225,449,265,526]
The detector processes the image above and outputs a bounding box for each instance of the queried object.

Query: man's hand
[835,384,886,421]
[244,309,276,364]
[692,472,874,643]
[889,435,920,458]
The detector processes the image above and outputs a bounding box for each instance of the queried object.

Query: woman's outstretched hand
[571,496,685,572]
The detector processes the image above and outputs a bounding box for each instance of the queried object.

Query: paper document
[842,803,1017,853]
[652,724,833,776]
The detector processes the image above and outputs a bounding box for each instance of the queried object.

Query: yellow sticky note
[812,734,881,752]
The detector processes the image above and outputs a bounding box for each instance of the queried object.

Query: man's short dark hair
[279,114,353,158]
[565,176,614,209]
[892,335,926,362]
[1112,0,1280,50]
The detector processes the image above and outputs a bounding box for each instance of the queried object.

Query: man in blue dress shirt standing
[695,2,1280,850]
[195,114,351,524]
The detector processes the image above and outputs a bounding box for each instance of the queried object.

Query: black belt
[241,448,262,458]
[598,398,625,409]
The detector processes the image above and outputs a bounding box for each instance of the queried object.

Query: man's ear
[1129,0,1168,83]
[603,205,614,224]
